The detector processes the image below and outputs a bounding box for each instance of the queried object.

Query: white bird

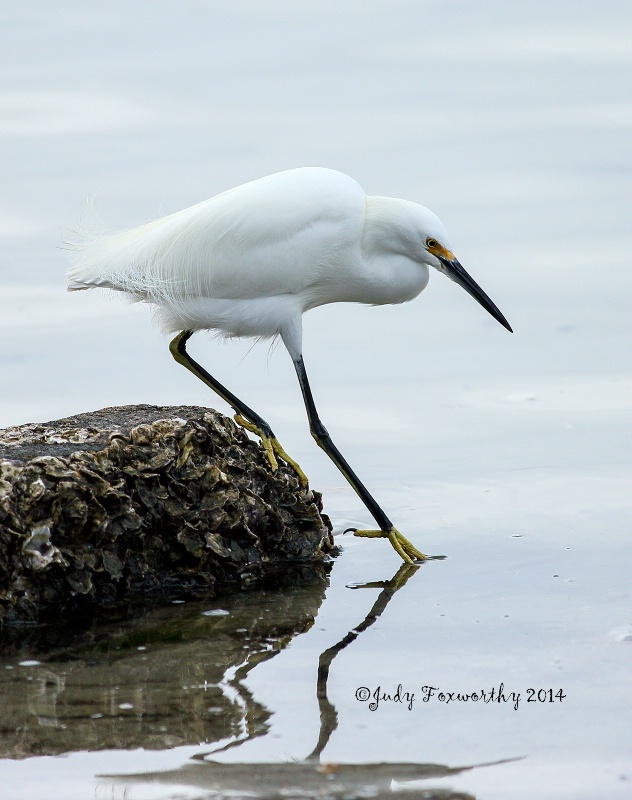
[67,167,512,563]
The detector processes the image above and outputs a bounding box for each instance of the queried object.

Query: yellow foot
[234,414,309,487]
[352,527,427,564]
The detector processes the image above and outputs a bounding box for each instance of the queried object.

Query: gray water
[1,2,631,798]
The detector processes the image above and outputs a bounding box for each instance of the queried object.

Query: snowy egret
[67,167,512,563]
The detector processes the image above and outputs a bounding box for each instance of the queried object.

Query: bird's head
[365,197,512,332]
[417,210,512,333]
[423,235,512,333]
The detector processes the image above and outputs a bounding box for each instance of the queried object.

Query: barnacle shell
[0,406,333,630]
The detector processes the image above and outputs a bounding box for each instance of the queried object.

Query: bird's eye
[426,238,438,249]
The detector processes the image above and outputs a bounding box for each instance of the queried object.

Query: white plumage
[68,167,511,563]
[68,168,448,357]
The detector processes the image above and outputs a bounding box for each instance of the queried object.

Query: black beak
[438,256,513,333]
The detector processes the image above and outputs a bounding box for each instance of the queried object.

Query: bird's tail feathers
[65,221,184,297]
[65,203,226,337]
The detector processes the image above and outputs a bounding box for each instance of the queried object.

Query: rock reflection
[0,565,329,759]
[1,560,506,798]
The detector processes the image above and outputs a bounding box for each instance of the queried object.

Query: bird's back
[67,168,367,307]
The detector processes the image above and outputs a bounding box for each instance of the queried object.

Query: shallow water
[1,1,631,798]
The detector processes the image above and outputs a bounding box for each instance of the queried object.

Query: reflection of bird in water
[308,563,421,762]
[113,563,513,795]
[68,167,512,563]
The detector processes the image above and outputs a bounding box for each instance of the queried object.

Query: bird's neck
[357,197,429,305]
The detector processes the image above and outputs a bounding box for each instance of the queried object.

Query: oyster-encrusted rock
[0,405,333,630]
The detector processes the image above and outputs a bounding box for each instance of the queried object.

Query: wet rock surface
[0,406,333,635]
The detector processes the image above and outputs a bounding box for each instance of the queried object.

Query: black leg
[292,355,393,529]
[169,331,308,485]
[291,355,426,562]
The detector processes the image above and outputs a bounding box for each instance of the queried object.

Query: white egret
[67,167,512,563]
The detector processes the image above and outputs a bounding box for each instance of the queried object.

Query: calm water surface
[1,1,630,798]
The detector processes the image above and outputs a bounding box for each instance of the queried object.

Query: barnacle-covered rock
[0,405,333,632]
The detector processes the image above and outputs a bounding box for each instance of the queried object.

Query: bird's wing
[67,168,366,303]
